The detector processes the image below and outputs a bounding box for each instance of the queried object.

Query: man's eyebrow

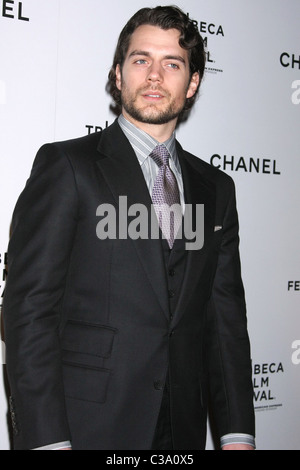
[128,50,151,58]
[128,50,186,65]
[164,55,186,65]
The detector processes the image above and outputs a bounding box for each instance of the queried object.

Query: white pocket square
[214,225,222,232]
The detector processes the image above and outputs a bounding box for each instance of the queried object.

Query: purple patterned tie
[150,144,182,248]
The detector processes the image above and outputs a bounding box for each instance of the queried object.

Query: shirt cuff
[221,434,256,449]
[33,441,72,450]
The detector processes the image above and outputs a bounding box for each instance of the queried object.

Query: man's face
[116,25,199,127]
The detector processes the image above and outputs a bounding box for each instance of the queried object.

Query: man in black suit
[3,6,255,450]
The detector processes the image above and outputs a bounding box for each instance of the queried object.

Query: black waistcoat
[152,235,188,450]
[162,236,187,317]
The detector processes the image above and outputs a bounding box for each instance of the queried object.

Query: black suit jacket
[3,120,255,450]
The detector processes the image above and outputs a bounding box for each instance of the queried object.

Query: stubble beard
[120,84,187,125]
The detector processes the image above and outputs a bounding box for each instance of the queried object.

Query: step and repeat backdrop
[0,0,299,450]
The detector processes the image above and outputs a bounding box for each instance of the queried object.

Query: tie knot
[150,144,170,167]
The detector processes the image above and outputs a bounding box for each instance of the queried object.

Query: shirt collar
[118,114,178,168]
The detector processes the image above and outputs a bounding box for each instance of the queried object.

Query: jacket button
[169,329,174,337]
[153,380,164,390]
[168,268,175,277]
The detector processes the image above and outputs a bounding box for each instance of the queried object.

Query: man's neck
[121,109,177,143]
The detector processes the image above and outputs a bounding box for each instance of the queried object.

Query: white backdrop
[0,0,299,450]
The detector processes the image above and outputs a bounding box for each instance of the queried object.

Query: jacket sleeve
[3,143,78,449]
[206,177,255,440]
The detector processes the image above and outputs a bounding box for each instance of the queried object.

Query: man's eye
[135,59,147,65]
[167,63,179,69]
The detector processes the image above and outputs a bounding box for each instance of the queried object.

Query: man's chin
[126,107,180,126]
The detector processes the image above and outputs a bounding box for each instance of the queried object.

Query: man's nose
[147,62,163,83]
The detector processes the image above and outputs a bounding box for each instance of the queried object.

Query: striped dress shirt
[118,114,185,211]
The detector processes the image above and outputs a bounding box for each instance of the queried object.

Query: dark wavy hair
[107,6,206,113]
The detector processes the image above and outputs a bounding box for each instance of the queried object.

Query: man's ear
[116,64,122,91]
[186,72,200,99]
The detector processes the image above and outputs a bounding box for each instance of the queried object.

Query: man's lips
[142,90,165,100]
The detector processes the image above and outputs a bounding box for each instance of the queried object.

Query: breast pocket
[213,225,223,251]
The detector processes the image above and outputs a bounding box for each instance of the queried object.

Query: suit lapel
[95,121,170,320]
[173,143,216,324]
